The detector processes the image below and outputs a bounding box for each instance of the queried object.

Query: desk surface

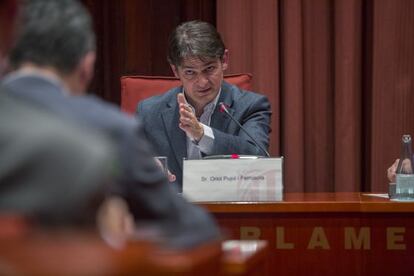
[222,240,268,275]
[0,229,222,276]
[0,218,268,276]
[200,192,414,213]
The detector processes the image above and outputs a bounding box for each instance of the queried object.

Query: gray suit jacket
[1,74,219,248]
[137,81,272,190]
[0,92,112,225]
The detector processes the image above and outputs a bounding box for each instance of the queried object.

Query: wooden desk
[0,227,222,276]
[0,214,268,276]
[201,193,414,276]
[221,240,268,276]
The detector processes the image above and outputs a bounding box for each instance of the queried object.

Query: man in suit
[137,20,272,191]
[2,0,219,247]
[0,0,113,225]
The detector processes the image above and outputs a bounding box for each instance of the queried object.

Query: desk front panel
[201,193,414,275]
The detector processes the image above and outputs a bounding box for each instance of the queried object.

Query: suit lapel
[161,91,187,170]
[211,82,235,131]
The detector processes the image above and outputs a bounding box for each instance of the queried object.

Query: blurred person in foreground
[136,20,272,191]
[2,0,219,248]
[0,0,113,226]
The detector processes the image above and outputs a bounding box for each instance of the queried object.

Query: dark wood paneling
[217,0,280,157]
[370,0,414,192]
[82,0,216,104]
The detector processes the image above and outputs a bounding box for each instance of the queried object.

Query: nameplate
[182,158,283,202]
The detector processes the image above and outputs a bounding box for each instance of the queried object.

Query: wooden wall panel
[218,0,414,192]
[370,0,414,192]
[217,0,280,157]
[82,0,215,104]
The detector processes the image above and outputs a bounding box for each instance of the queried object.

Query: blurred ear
[82,51,96,82]
[170,64,179,78]
[78,51,96,92]
[221,49,229,71]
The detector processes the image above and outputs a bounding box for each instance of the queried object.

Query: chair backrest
[120,73,252,114]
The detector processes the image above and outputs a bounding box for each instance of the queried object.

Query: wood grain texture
[201,192,414,275]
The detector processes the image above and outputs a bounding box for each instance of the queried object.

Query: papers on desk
[183,158,283,202]
[222,240,261,254]
[362,193,414,201]
[362,193,389,199]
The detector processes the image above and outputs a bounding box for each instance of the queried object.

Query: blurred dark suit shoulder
[1,74,220,248]
[0,92,113,224]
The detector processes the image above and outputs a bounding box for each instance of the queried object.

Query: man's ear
[78,51,96,91]
[221,49,229,71]
[69,51,95,95]
[170,64,179,78]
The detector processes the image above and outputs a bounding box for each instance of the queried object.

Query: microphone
[218,102,270,157]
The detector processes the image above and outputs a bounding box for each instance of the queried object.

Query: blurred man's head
[9,0,96,95]
[0,0,19,76]
[168,20,229,109]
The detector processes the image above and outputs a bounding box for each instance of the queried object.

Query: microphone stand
[219,102,270,158]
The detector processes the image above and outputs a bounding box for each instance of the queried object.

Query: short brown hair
[167,20,226,66]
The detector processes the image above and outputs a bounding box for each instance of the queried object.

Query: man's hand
[387,159,399,183]
[177,93,204,141]
[387,158,414,183]
[97,196,135,249]
[154,157,176,183]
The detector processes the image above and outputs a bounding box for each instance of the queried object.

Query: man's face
[171,50,228,108]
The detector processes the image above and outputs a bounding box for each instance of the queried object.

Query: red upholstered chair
[120,73,252,114]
